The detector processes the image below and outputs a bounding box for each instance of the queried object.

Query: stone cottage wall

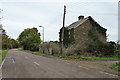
[74,19,92,43]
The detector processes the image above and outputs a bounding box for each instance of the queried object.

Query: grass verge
[0,49,9,64]
[18,49,48,57]
[111,62,120,71]
[2,49,9,60]
[55,55,120,60]
[19,49,120,60]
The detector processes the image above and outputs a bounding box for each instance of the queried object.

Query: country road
[1,49,119,78]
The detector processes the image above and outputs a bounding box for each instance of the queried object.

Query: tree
[18,28,41,51]
[10,39,19,48]
[1,25,20,49]
[2,29,13,49]
[1,25,8,49]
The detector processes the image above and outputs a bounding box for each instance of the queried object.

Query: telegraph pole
[61,5,66,54]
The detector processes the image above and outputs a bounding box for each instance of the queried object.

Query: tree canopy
[1,25,19,49]
[18,27,41,51]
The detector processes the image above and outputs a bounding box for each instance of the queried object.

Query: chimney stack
[78,15,84,21]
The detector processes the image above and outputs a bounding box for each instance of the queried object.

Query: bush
[64,40,115,57]
[49,42,60,55]
[64,40,90,56]
[87,43,114,57]
[39,42,60,55]
[112,62,120,71]
[18,28,41,51]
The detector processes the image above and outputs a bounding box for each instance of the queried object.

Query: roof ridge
[67,16,89,29]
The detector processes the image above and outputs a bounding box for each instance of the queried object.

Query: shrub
[112,62,120,71]
[87,43,114,57]
[64,40,90,56]
[39,42,60,55]
[64,39,115,57]
[18,28,41,51]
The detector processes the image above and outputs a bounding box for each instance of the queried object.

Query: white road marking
[12,58,15,64]
[100,71,118,77]
[0,58,5,69]
[79,66,89,70]
[34,62,40,66]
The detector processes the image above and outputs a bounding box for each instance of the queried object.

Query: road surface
[1,49,119,78]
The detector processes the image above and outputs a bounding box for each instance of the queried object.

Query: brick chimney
[78,15,84,21]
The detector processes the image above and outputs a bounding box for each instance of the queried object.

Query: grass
[111,62,120,71]
[18,49,48,57]
[0,49,9,63]
[19,49,120,60]
[0,50,2,63]
[56,55,120,60]
[2,49,9,60]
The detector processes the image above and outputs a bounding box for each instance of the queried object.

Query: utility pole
[61,5,66,54]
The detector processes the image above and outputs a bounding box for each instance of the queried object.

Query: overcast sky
[0,0,119,42]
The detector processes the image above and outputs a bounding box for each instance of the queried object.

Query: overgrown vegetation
[59,27,75,48]
[39,42,60,55]
[111,62,120,71]
[86,20,113,57]
[64,33,119,58]
[59,18,119,58]
[18,28,41,51]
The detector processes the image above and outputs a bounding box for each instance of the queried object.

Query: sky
[0,0,119,42]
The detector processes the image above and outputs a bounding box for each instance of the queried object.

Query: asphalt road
[1,49,118,78]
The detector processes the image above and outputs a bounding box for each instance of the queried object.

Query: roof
[67,16,89,29]
[67,16,106,30]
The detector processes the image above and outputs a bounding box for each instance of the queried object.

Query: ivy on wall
[87,19,115,57]
[59,27,75,48]
[88,18,107,41]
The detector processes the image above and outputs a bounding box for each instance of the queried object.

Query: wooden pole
[61,5,66,54]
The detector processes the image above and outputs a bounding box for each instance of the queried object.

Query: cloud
[0,0,119,2]
[0,2,118,42]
